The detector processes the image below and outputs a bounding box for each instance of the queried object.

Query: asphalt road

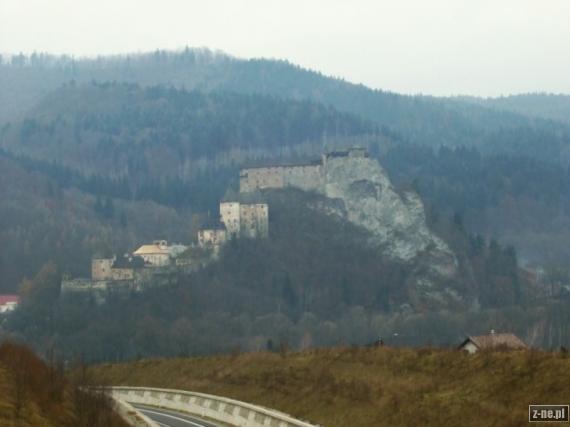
[131,403,222,427]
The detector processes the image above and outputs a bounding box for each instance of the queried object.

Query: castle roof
[133,244,171,256]
[241,159,322,170]
[0,295,19,305]
[325,147,368,158]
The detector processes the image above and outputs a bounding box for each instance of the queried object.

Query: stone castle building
[63,149,373,302]
[239,147,367,193]
[219,202,269,239]
[90,254,149,282]
[62,242,183,303]
[133,240,172,266]
[198,201,269,249]
[197,222,228,247]
[91,257,115,281]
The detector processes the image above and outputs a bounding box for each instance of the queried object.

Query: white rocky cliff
[315,155,462,307]
[240,151,467,308]
[321,156,452,263]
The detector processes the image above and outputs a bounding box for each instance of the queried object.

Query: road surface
[131,403,223,427]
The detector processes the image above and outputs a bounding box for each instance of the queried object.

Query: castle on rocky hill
[239,147,367,193]
[61,147,378,303]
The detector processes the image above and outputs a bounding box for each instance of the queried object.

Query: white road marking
[138,408,210,427]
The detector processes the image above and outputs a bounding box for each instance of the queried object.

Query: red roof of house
[0,295,20,305]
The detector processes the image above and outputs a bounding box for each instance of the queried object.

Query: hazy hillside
[0,81,376,178]
[2,49,570,363]
[2,50,570,164]
[0,341,127,427]
[7,188,548,362]
[455,93,570,125]
[0,149,199,293]
[380,143,570,265]
[89,346,570,427]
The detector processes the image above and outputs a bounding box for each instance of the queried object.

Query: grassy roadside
[0,341,128,427]
[89,346,570,427]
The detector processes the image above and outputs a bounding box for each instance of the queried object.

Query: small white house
[133,240,172,266]
[0,295,20,314]
[459,331,527,353]
[198,224,227,247]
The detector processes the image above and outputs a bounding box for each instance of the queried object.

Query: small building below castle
[220,202,268,239]
[198,222,227,248]
[0,295,19,314]
[133,240,173,267]
[458,331,527,353]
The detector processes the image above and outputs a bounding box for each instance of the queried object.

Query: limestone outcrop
[314,156,462,308]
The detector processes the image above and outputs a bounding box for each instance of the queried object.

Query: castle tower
[91,257,115,281]
[220,202,241,237]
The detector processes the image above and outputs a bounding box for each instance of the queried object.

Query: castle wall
[198,228,227,247]
[240,204,269,238]
[92,258,114,281]
[240,166,284,192]
[139,253,170,267]
[283,164,322,192]
[239,149,367,194]
[110,267,135,281]
[240,164,321,193]
[220,202,241,236]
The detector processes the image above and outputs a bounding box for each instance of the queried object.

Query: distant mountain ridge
[2,49,570,164]
[1,82,376,179]
[453,93,570,125]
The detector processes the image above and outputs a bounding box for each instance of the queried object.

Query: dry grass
[88,346,570,427]
[0,341,129,427]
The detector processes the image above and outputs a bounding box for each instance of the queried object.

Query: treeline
[6,189,543,362]
[0,340,127,426]
[0,153,199,293]
[455,93,570,125]
[1,82,377,174]
[3,48,570,165]
[0,147,233,210]
[379,143,570,264]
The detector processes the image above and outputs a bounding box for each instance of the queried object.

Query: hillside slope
[0,341,127,427]
[2,51,570,163]
[7,187,535,362]
[455,93,570,125]
[89,346,570,427]
[0,82,376,179]
[0,149,198,293]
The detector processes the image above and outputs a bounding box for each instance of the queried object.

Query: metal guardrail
[110,386,320,427]
[113,396,161,427]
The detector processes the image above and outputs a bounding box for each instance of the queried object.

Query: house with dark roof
[458,331,527,353]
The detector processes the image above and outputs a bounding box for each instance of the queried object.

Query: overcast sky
[1,0,569,96]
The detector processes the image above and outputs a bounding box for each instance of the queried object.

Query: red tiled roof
[0,295,19,305]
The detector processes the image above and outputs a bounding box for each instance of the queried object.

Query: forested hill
[2,50,570,163]
[454,93,570,125]
[0,148,201,293]
[0,81,377,178]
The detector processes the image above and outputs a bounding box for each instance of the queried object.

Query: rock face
[321,157,451,262]
[314,156,462,308]
[239,151,467,308]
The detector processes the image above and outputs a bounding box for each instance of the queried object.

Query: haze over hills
[3,53,570,266]
[2,50,570,163]
[1,47,570,362]
[454,93,570,125]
